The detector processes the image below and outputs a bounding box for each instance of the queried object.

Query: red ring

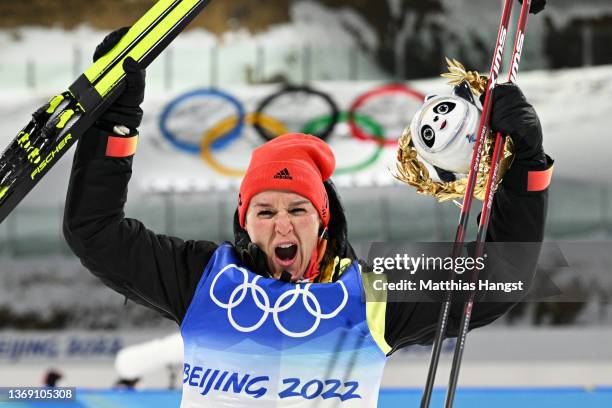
[347,84,425,145]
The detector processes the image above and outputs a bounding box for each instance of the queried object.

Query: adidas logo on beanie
[238,133,336,228]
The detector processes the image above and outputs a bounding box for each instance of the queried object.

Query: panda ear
[433,165,457,183]
[424,94,437,102]
[453,81,475,105]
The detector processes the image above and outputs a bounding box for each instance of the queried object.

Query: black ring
[253,85,340,142]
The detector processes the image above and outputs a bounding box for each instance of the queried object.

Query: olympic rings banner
[138,82,427,192]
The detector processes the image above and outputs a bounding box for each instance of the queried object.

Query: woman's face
[244,190,321,282]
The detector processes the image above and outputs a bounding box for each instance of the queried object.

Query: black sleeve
[383,155,553,353]
[63,125,218,324]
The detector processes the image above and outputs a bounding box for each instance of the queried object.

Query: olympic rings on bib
[200,113,290,178]
[300,112,386,175]
[210,264,348,338]
[159,88,246,153]
[347,84,425,146]
[254,85,340,142]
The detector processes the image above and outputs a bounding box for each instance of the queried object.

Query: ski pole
[420,1,516,406]
[443,1,533,406]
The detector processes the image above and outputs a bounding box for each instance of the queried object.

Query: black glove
[93,27,146,130]
[486,83,544,163]
[518,0,546,15]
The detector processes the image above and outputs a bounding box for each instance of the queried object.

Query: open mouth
[274,243,298,264]
[440,120,447,130]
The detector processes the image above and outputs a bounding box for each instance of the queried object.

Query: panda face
[408,89,482,175]
[416,96,469,153]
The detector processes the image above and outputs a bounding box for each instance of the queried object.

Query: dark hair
[321,179,355,267]
[233,179,355,281]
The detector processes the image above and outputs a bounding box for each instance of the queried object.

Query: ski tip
[0,186,8,201]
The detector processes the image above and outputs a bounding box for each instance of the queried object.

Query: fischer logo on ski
[30,134,73,181]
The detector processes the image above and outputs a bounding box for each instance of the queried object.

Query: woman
[64,29,553,407]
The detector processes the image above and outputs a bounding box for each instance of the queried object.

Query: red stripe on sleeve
[106,135,139,158]
[527,165,553,192]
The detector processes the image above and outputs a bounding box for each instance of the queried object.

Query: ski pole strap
[527,164,554,192]
[106,135,139,158]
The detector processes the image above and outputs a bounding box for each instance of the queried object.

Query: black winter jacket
[63,125,553,354]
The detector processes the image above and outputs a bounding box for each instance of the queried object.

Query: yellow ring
[201,113,290,177]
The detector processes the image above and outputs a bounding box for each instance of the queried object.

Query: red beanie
[238,133,336,228]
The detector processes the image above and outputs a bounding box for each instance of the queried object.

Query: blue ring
[159,89,246,153]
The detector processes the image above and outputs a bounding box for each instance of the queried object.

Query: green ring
[301,112,385,175]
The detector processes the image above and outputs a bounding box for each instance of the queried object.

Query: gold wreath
[394,58,514,202]
[441,57,489,96]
